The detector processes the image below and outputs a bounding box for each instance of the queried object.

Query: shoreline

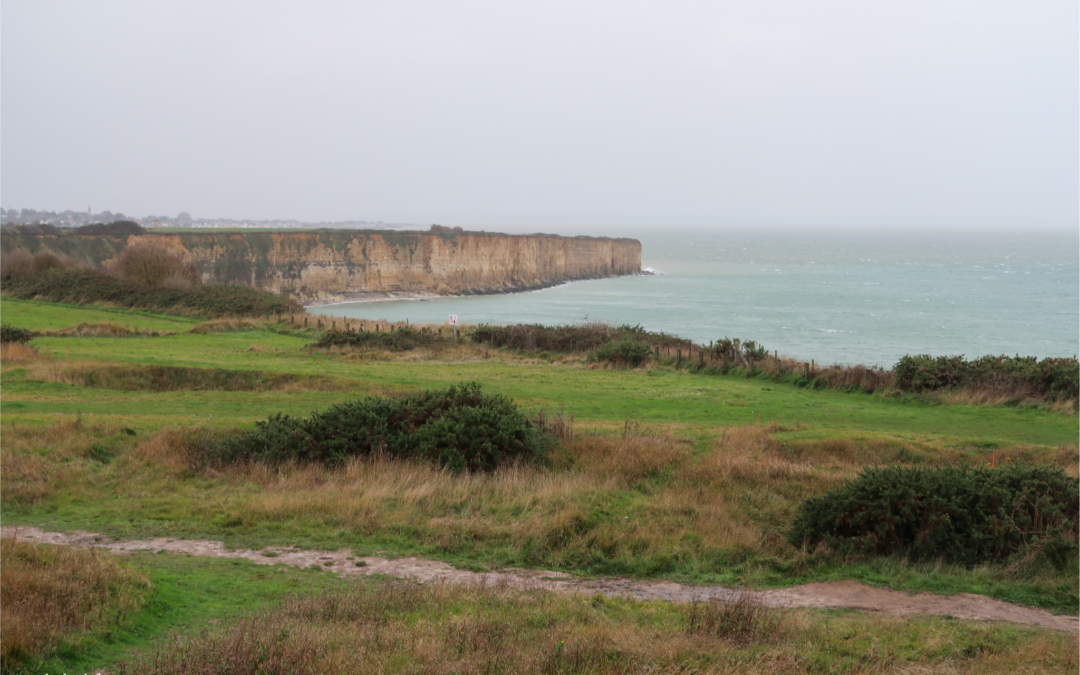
[302,271,655,308]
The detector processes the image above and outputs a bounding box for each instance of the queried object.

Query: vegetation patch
[116,578,1071,675]
[1,267,301,318]
[27,364,345,393]
[207,382,552,471]
[0,538,151,671]
[472,322,686,353]
[591,337,652,367]
[789,463,1079,566]
[895,354,1079,401]
[1,324,36,343]
[314,326,445,351]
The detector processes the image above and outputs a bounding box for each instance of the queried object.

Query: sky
[2,1,1077,227]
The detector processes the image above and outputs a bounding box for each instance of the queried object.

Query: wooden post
[304,317,308,328]
[677,349,682,366]
[811,360,815,376]
[699,349,704,369]
[331,319,335,331]
[803,363,809,379]
[774,350,778,372]
[748,357,754,374]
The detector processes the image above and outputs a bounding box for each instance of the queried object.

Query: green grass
[26,552,352,674]
[0,297,199,332]
[29,555,1074,675]
[3,329,1075,445]
[2,297,1077,622]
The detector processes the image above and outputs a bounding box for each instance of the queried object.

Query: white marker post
[449,314,459,340]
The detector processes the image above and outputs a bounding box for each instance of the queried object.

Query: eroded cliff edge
[1,229,642,304]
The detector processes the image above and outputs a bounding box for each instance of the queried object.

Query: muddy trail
[4,526,1075,633]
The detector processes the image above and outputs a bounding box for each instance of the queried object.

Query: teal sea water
[311,228,1079,367]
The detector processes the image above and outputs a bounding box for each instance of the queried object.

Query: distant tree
[176,211,193,223]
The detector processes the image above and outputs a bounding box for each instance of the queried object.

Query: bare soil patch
[3,526,1074,632]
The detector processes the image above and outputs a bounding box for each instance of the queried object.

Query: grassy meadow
[1,295,1077,673]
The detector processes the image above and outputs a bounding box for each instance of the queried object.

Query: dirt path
[5,526,1075,633]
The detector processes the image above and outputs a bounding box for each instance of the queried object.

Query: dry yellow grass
[0,342,37,362]
[0,537,151,668]
[117,579,1078,675]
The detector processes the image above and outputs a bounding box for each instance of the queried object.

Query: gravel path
[5,526,1075,633]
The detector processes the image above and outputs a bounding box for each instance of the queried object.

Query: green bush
[314,326,443,351]
[471,323,684,353]
[894,354,1079,400]
[592,338,652,367]
[0,267,301,318]
[208,383,552,472]
[0,324,35,344]
[788,463,1079,567]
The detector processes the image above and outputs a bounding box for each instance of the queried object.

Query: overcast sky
[2,1,1077,226]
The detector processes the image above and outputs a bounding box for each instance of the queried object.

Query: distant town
[0,207,406,230]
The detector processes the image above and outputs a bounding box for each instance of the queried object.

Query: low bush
[1,248,81,278]
[472,322,684,353]
[592,337,651,367]
[314,326,444,351]
[1,267,301,317]
[894,354,1079,401]
[208,382,552,471]
[108,239,200,288]
[788,463,1079,567]
[0,324,35,344]
[75,220,146,236]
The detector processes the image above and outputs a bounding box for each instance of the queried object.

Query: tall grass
[0,537,151,670]
[117,579,1077,675]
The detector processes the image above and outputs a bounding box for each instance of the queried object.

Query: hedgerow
[894,354,1078,401]
[1,267,301,318]
[0,324,36,344]
[207,382,552,472]
[314,326,443,351]
[471,323,684,353]
[592,337,652,367]
[788,463,1079,567]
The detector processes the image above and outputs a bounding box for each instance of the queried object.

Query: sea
[309,226,1079,367]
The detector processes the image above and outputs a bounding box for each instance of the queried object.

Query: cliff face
[1,229,641,304]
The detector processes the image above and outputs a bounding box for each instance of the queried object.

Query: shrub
[208,382,552,472]
[0,248,80,278]
[592,337,651,367]
[709,337,768,364]
[76,220,146,236]
[314,326,443,351]
[895,354,1079,401]
[472,323,684,353]
[788,463,1079,566]
[0,324,35,344]
[1,267,301,317]
[108,239,200,288]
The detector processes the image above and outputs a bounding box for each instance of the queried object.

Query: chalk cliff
[1,229,641,304]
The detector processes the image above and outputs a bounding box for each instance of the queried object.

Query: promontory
[0,228,642,304]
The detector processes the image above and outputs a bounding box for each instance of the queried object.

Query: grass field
[1,296,1076,672]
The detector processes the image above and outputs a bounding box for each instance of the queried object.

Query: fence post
[677,349,681,366]
[699,349,704,369]
[304,317,308,328]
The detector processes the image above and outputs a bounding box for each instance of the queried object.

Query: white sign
[449,314,459,325]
